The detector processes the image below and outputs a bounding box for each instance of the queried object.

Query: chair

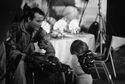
[93,35,116,84]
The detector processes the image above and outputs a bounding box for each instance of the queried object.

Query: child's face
[77,45,87,56]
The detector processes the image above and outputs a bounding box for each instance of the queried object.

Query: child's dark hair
[70,39,88,55]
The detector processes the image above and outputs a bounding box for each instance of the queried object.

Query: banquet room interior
[0,0,125,84]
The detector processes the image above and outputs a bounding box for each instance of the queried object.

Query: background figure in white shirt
[70,39,93,84]
[68,19,80,34]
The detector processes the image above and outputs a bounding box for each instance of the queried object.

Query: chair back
[103,35,113,62]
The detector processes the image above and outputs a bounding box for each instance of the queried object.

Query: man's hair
[70,39,88,55]
[23,4,45,22]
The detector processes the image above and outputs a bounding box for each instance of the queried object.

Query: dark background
[0,0,23,44]
[106,0,125,37]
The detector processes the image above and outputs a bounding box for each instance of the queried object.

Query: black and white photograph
[0,0,125,84]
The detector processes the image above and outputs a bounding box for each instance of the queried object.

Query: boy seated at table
[70,39,93,84]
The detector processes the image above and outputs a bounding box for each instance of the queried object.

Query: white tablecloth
[34,33,95,65]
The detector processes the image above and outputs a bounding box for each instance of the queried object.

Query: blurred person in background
[48,0,79,22]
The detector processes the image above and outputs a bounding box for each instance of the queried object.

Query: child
[70,39,93,84]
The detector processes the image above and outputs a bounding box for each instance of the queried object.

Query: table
[34,33,95,65]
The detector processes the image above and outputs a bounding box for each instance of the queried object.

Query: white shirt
[41,21,51,33]
[68,19,80,34]
[53,19,68,34]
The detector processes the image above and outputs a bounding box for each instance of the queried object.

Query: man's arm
[6,23,25,59]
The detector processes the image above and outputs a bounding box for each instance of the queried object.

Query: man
[6,6,55,84]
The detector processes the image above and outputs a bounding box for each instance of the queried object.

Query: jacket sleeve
[38,28,55,57]
[6,23,22,59]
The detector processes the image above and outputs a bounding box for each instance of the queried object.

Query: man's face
[29,12,44,30]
